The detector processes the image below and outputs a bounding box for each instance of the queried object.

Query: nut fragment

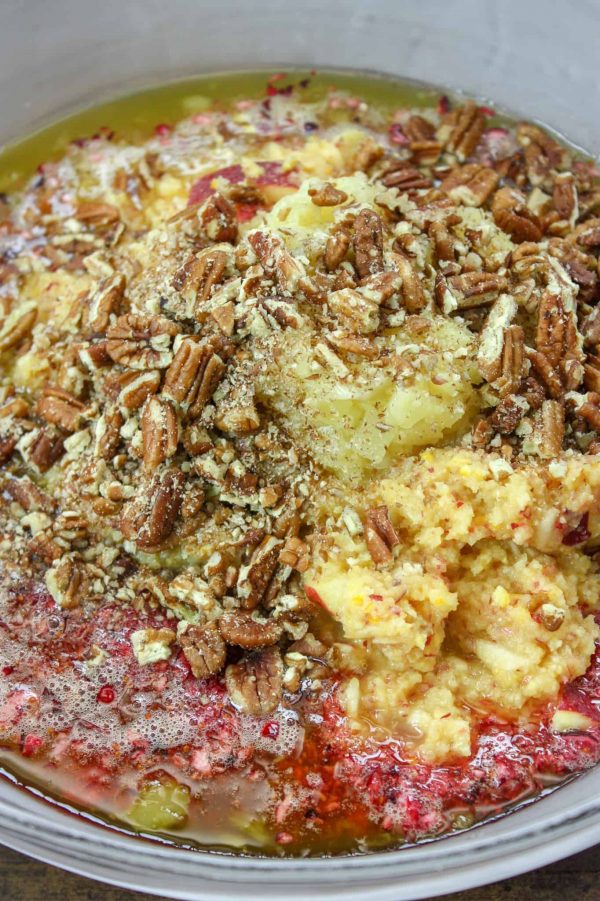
[279,536,311,573]
[443,102,486,161]
[106,313,179,369]
[439,163,499,207]
[27,429,64,472]
[308,183,348,207]
[179,622,226,677]
[492,187,543,243]
[219,611,283,649]
[87,274,125,333]
[141,395,180,470]
[365,505,399,564]
[237,535,283,609]
[162,338,226,418]
[4,476,54,513]
[533,399,565,457]
[37,386,85,433]
[0,304,37,353]
[225,647,283,715]
[120,467,185,548]
[45,556,88,610]
[439,271,508,312]
[353,209,384,279]
[324,231,350,271]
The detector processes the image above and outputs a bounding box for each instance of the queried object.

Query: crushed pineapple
[306,449,600,762]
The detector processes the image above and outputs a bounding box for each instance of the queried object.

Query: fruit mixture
[1,73,600,854]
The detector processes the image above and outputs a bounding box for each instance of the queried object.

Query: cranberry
[22,734,43,757]
[388,123,409,145]
[154,123,172,137]
[563,512,591,546]
[437,94,451,115]
[2,666,13,676]
[96,685,116,704]
[261,721,280,740]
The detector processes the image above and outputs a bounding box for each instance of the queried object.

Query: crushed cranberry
[437,94,451,115]
[563,512,591,546]
[261,721,280,740]
[2,666,13,676]
[388,123,409,145]
[22,734,43,757]
[154,123,172,137]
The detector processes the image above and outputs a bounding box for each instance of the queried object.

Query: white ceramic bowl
[1,1,600,898]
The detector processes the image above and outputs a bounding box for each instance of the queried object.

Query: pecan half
[392,253,426,312]
[516,123,567,187]
[527,349,564,399]
[248,229,306,293]
[324,231,350,271]
[173,247,229,308]
[0,304,37,353]
[584,355,600,393]
[87,274,125,333]
[77,201,120,227]
[443,102,486,161]
[492,187,543,243]
[225,647,283,715]
[37,386,85,433]
[553,172,578,224]
[219,611,283,649]
[106,313,179,369]
[237,535,283,609]
[439,163,499,207]
[353,209,384,279]
[0,435,17,466]
[120,467,185,549]
[95,407,124,459]
[439,271,508,312]
[365,505,399,564]
[380,163,432,191]
[28,428,64,472]
[405,115,435,142]
[494,325,525,397]
[327,287,380,334]
[162,338,226,418]
[308,183,348,206]
[476,294,517,382]
[533,399,565,457]
[117,370,161,410]
[200,192,238,243]
[141,395,180,470]
[5,476,55,513]
[179,622,226,678]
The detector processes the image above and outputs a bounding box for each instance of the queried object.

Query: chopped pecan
[527,349,564,399]
[45,556,88,610]
[4,476,54,513]
[494,325,525,397]
[520,376,546,411]
[117,370,161,410]
[365,505,399,564]
[0,304,37,353]
[0,435,17,466]
[472,417,493,448]
[392,253,426,312]
[37,386,85,433]
[492,187,543,243]
[179,622,226,678]
[536,292,570,368]
[237,535,283,609]
[439,163,499,207]
[326,331,379,359]
[324,231,351,271]
[553,172,578,224]
[219,611,283,649]
[443,102,486,161]
[408,140,443,166]
[141,395,179,470]
[327,287,380,334]
[533,399,565,457]
[380,162,432,191]
[225,647,283,715]
[476,294,517,382]
[516,122,567,186]
[428,218,459,263]
[405,115,435,142]
[575,394,600,432]
[162,338,226,418]
[439,271,508,312]
[95,406,123,459]
[278,536,311,573]
[489,395,525,434]
[87,274,125,333]
[352,139,384,172]
[248,229,306,292]
[120,467,185,549]
[308,183,348,206]
[107,313,179,369]
[211,302,236,336]
[0,396,29,419]
[353,209,384,279]
[584,355,600,393]
[576,220,600,249]
[28,428,64,472]
[200,192,238,243]
[173,247,229,308]
[76,201,120,227]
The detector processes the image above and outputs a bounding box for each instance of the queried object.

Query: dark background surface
[1,844,600,900]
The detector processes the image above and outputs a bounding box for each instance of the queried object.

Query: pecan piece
[439,163,499,207]
[489,395,525,434]
[179,622,226,678]
[476,294,517,382]
[365,505,399,564]
[428,218,459,263]
[87,274,125,333]
[141,396,180,470]
[248,229,306,293]
[492,187,543,243]
[37,386,85,433]
[0,304,37,353]
[380,163,431,191]
[162,338,226,418]
[443,102,486,161]
[94,406,123,459]
[120,467,185,549]
[536,292,569,368]
[327,287,380,334]
[219,611,283,649]
[353,209,384,279]
[516,122,567,186]
[106,313,179,369]
[439,271,508,313]
[117,370,161,410]
[27,428,64,472]
[225,647,283,715]
[237,535,283,609]
[526,349,564,400]
[533,399,565,458]
[392,253,426,312]
[584,355,600,393]
[324,231,351,271]
[0,435,17,466]
[405,115,435,142]
[553,172,578,225]
[308,183,348,206]
[76,201,120,227]
[45,556,88,610]
[4,476,54,513]
[278,536,311,573]
[494,325,525,397]
[200,192,238,243]
[173,248,229,308]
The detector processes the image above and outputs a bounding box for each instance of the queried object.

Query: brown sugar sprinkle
[0,85,600,716]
